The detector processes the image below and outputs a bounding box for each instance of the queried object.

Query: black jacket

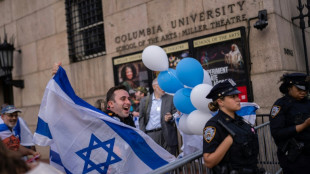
[106,110,136,128]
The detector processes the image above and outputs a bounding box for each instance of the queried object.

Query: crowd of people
[0,62,309,174]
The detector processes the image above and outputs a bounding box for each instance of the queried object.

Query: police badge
[271,105,280,118]
[204,126,216,143]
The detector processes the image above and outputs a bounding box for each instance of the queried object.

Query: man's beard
[7,122,17,129]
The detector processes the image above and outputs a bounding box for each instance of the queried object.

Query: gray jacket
[139,94,178,146]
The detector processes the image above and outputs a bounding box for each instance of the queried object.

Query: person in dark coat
[269,73,310,174]
[203,79,260,174]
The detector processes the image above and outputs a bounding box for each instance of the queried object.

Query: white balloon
[179,114,193,135]
[190,84,213,113]
[203,70,212,85]
[142,45,169,71]
[187,110,212,135]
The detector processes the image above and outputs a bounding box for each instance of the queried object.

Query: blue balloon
[158,68,184,93]
[176,58,203,87]
[173,88,196,114]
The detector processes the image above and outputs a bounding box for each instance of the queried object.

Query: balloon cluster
[142,45,213,135]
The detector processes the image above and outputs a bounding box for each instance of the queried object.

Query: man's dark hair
[121,64,137,81]
[105,85,128,109]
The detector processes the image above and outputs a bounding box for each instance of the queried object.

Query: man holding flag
[33,65,175,173]
[0,105,39,158]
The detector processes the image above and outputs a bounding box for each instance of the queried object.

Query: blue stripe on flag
[54,66,169,169]
[53,67,103,114]
[35,117,53,139]
[13,119,21,140]
[50,150,72,174]
[236,106,257,116]
[0,123,8,132]
[105,121,169,169]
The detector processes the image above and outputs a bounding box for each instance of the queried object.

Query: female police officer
[270,73,310,174]
[203,79,260,174]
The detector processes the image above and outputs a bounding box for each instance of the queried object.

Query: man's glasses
[4,113,18,118]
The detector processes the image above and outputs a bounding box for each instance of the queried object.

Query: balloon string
[184,85,192,89]
[167,69,184,86]
[167,69,193,89]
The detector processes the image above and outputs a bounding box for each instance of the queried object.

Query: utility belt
[212,165,265,174]
[145,127,162,133]
[281,138,305,161]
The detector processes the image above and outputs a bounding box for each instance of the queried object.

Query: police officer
[269,73,310,174]
[203,79,260,174]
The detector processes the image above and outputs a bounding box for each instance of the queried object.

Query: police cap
[206,79,241,101]
[281,73,309,91]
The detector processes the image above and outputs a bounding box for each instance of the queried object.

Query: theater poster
[163,42,190,69]
[112,53,150,95]
[193,28,252,102]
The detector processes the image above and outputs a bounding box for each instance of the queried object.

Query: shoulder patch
[203,126,216,143]
[271,105,281,118]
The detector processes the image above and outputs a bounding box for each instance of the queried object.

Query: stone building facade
[0,0,309,159]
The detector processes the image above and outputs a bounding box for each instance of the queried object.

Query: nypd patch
[203,126,216,143]
[271,105,281,118]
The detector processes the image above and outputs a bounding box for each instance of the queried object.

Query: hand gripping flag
[33,67,175,174]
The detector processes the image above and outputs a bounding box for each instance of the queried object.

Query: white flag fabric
[14,117,35,146]
[33,67,175,174]
[236,102,260,125]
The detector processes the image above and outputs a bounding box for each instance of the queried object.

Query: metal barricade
[256,114,270,125]
[148,121,282,174]
[147,150,207,174]
[255,122,282,174]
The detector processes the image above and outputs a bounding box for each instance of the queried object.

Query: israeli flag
[33,67,175,174]
[236,102,260,125]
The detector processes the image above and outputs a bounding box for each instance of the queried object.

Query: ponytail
[208,101,219,112]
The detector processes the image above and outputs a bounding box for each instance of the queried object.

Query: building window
[65,0,106,62]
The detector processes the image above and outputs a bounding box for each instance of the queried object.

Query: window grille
[65,0,106,62]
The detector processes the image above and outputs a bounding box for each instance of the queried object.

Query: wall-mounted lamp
[254,10,268,30]
[0,33,24,88]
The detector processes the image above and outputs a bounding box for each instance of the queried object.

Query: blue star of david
[76,134,122,174]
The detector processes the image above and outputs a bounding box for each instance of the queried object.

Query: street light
[0,33,24,88]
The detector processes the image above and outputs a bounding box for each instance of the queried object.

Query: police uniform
[203,80,259,174]
[269,73,310,174]
[106,110,135,128]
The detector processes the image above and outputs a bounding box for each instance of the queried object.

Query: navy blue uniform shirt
[269,95,310,150]
[203,110,258,170]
